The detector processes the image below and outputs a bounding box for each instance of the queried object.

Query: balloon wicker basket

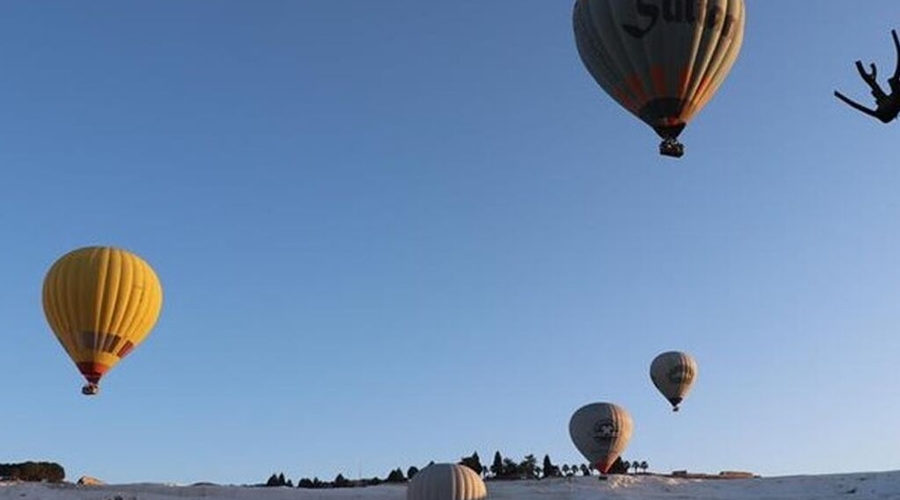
[659,138,684,158]
[82,383,99,396]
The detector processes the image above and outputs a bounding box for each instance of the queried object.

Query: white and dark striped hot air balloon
[407,463,487,500]
[569,402,633,474]
[573,0,746,157]
[650,351,698,411]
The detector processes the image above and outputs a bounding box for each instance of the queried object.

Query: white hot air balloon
[569,402,633,474]
[407,463,487,500]
[573,0,746,157]
[650,351,698,411]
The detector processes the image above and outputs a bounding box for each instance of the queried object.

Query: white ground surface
[2,470,898,500]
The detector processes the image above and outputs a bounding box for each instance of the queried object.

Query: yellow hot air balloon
[573,0,746,157]
[42,246,163,395]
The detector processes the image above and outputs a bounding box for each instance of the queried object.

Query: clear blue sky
[1,0,899,485]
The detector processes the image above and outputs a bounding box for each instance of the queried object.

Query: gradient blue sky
[2,0,899,485]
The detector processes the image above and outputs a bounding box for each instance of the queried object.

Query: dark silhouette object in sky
[835,30,900,123]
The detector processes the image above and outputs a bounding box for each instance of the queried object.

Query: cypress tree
[490,452,503,477]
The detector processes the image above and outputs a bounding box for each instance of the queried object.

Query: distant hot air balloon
[407,463,487,500]
[42,246,163,395]
[573,0,746,157]
[650,351,698,411]
[569,402,633,474]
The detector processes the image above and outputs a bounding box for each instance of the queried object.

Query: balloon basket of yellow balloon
[81,383,99,396]
[659,138,685,158]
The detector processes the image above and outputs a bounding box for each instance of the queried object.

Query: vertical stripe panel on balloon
[574,2,621,103]
[608,1,653,109]
[678,20,705,109]
[589,0,644,112]
[108,252,134,345]
[96,249,115,355]
[687,2,741,116]
[55,260,77,358]
[684,0,744,120]
[123,257,150,343]
[680,0,720,122]
[81,248,98,352]
[92,248,109,350]
[132,262,162,345]
[607,1,653,110]
[697,0,744,114]
[117,255,146,342]
[67,254,86,357]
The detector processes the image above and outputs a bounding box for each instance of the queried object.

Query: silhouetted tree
[264,472,292,487]
[580,464,591,476]
[459,452,483,475]
[490,452,504,478]
[504,458,521,479]
[386,468,406,483]
[334,473,350,488]
[407,466,419,480]
[640,461,648,474]
[542,455,559,478]
[519,455,538,480]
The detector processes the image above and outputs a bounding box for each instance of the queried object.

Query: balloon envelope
[569,402,633,473]
[573,0,746,156]
[407,463,486,500]
[42,246,163,395]
[650,351,698,411]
